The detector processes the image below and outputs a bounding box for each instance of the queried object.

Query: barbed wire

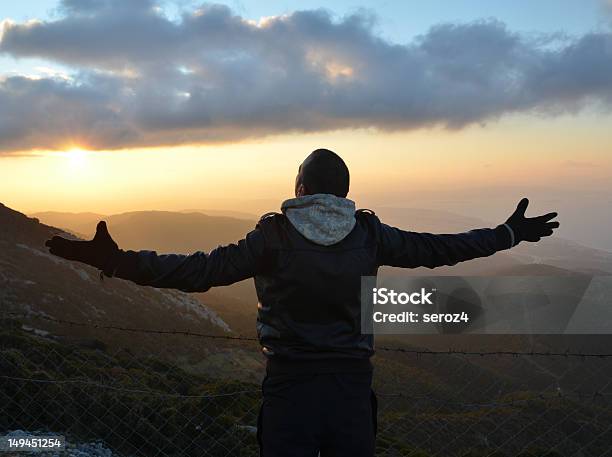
[5,311,612,358]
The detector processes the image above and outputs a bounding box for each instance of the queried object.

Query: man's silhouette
[46,148,559,457]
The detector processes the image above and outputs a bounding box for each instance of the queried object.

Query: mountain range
[33,207,612,275]
[29,206,612,335]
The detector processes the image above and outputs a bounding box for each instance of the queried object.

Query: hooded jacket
[109,194,512,370]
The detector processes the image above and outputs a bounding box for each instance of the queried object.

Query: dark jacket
[108,195,512,368]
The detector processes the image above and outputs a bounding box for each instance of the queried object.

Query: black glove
[45,221,119,270]
[505,198,559,245]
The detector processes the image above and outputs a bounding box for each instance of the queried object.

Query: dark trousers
[257,371,377,457]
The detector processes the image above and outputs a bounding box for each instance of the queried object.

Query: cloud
[1,1,612,152]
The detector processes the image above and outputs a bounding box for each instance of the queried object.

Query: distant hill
[102,211,257,253]
[32,208,258,236]
[30,211,106,237]
[180,208,258,220]
[374,206,490,232]
[374,207,612,276]
[509,236,612,274]
[32,210,257,254]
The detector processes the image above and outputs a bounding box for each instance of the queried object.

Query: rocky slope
[0,202,232,357]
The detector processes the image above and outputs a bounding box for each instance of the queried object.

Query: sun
[65,148,89,169]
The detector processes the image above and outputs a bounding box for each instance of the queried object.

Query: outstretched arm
[45,221,267,292]
[378,198,559,269]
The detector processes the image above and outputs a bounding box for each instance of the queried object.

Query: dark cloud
[1,2,612,151]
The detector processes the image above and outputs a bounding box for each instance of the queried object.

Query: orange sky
[1,112,610,216]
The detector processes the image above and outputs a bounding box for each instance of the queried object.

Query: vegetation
[0,319,260,456]
[2,318,612,456]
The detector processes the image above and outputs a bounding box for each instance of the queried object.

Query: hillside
[0,202,245,367]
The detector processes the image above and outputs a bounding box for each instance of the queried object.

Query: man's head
[295,149,350,198]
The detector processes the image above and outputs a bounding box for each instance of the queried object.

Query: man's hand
[505,198,559,245]
[45,221,119,270]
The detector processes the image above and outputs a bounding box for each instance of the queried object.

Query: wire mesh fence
[2,312,612,457]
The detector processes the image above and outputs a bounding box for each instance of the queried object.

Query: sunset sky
[1,1,611,250]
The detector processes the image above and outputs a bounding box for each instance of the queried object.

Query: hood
[281,194,356,246]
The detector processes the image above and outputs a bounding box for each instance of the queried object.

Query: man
[46,148,559,456]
